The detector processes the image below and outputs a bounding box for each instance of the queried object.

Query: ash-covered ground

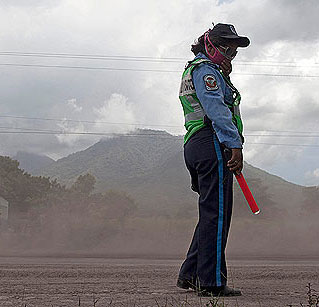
[0,257,318,307]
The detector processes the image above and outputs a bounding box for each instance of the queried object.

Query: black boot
[176,277,198,290]
[197,285,242,297]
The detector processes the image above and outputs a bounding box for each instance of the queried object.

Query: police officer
[177,23,250,297]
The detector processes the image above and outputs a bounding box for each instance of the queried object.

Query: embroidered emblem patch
[204,75,218,91]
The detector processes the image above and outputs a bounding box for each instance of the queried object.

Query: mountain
[37,129,304,216]
[38,129,185,190]
[12,151,55,174]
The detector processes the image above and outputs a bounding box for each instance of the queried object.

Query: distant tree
[102,190,137,221]
[0,156,51,208]
[0,155,140,248]
[70,173,96,196]
[0,156,63,233]
[0,156,24,202]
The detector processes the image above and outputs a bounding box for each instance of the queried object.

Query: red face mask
[204,32,238,65]
[204,32,226,65]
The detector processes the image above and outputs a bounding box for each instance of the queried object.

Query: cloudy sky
[0,0,318,186]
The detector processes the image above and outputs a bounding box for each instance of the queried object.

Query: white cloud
[305,168,319,186]
[306,169,319,179]
[67,98,82,112]
[55,119,85,146]
[93,93,136,135]
[0,1,62,8]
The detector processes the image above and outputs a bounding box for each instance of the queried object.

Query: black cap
[209,23,250,47]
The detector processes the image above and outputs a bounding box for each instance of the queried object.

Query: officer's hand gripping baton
[235,173,260,215]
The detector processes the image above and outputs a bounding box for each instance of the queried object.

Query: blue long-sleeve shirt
[192,53,242,149]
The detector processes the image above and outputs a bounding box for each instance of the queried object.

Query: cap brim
[219,35,250,47]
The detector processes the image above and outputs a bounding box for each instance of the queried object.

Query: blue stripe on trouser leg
[213,134,224,287]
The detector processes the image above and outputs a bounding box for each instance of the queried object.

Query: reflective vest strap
[185,58,211,75]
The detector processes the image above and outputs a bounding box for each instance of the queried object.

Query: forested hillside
[3,130,319,258]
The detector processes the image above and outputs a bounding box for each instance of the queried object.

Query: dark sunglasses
[216,45,238,60]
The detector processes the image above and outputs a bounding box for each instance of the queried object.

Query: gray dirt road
[0,257,318,307]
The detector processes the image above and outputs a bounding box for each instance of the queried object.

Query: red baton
[235,173,260,215]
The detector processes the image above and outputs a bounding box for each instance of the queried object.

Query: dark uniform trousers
[178,126,233,287]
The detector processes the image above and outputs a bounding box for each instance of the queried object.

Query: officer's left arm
[192,64,242,149]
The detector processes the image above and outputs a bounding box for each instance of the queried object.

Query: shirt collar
[195,52,219,69]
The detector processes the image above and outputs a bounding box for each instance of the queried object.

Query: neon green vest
[179,58,244,144]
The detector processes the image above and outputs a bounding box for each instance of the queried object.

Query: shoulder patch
[204,74,219,91]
